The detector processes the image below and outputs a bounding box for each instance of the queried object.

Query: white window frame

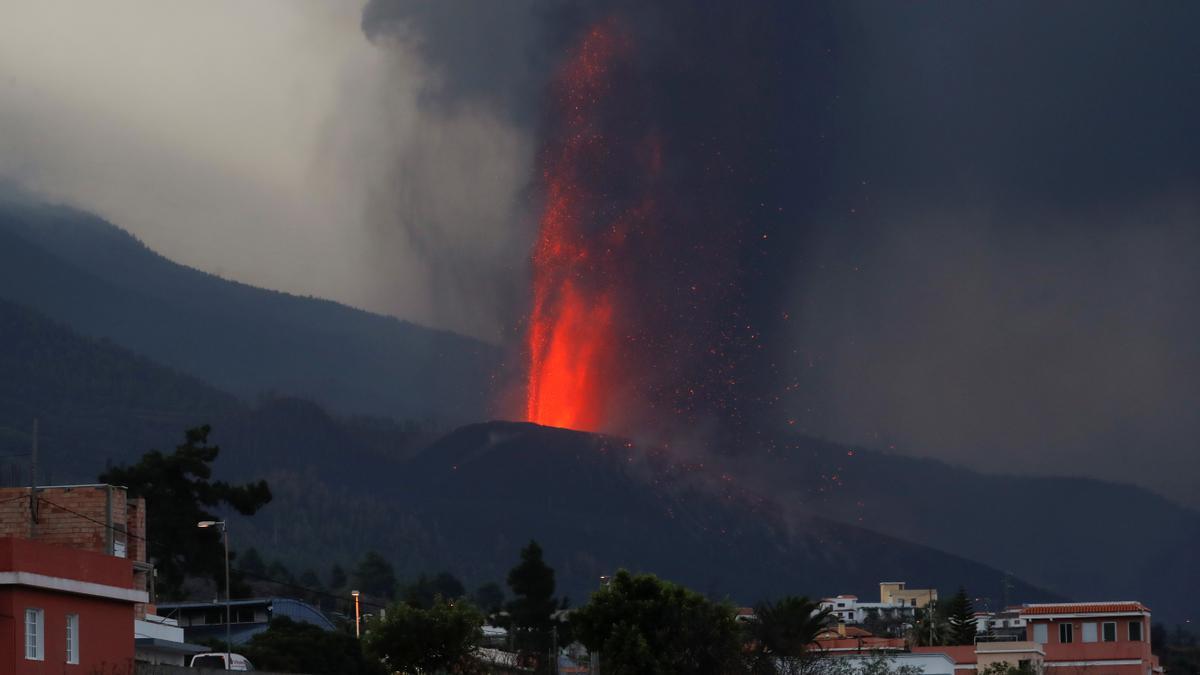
[1102,621,1117,642]
[1082,622,1098,643]
[66,613,80,664]
[1033,623,1049,644]
[1129,621,1144,642]
[1059,622,1074,644]
[25,608,44,661]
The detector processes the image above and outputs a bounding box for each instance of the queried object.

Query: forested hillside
[0,196,500,424]
[0,298,423,485]
[724,435,1200,623]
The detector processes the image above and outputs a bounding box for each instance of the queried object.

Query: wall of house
[0,586,134,674]
[0,536,132,588]
[976,642,1045,673]
[1023,617,1153,675]
[0,485,146,563]
[880,582,938,607]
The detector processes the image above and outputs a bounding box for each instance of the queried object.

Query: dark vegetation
[572,569,745,674]
[243,617,383,675]
[1153,623,1200,675]
[99,426,271,598]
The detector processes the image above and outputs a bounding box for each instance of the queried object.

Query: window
[24,608,44,661]
[1033,624,1049,644]
[1060,623,1074,644]
[1102,622,1117,642]
[66,614,79,664]
[1082,622,1098,643]
[1129,621,1144,642]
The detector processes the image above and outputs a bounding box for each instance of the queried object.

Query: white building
[134,614,206,665]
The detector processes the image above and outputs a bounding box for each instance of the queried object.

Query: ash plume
[362,1,1200,506]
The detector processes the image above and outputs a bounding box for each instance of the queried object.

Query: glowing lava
[525,23,627,431]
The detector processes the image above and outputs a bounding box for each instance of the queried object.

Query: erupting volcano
[525,23,636,432]
[520,6,826,439]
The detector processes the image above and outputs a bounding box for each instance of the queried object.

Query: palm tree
[745,596,833,675]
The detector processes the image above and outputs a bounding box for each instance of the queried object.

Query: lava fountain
[522,6,819,437]
[525,22,638,432]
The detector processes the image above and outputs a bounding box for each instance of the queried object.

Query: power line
[34,496,389,611]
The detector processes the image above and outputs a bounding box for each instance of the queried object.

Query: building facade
[0,484,202,665]
[880,581,939,609]
[0,484,150,612]
[0,536,147,674]
[821,581,940,628]
[1021,603,1157,675]
[914,602,1160,675]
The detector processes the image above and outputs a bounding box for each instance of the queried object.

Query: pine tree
[354,551,398,600]
[946,587,978,646]
[329,563,348,591]
[506,541,559,671]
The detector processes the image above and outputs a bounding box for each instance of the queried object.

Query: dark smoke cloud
[784,1,1200,507]
[361,0,550,123]
[362,1,1200,507]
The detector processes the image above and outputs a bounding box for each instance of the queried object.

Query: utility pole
[197,521,231,667]
[29,419,38,539]
[929,589,935,646]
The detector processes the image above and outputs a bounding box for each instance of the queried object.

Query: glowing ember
[525,23,627,431]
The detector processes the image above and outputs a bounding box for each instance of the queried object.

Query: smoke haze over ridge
[1,1,1198,507]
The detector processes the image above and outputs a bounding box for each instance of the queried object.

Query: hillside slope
[231,421,1058,607]
[724,435,1200,623]
[0,298,421,485]
[0,196,499,423]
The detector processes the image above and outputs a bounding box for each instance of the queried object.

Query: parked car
[190,652,255,670]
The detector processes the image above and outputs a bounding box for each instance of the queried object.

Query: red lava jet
[525,22,634,432]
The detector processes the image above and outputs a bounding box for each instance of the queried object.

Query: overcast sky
[1,1,1197,509]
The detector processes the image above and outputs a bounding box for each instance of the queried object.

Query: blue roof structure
[157,597,337,646]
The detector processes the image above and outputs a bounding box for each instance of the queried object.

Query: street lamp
[198,520,230,669]
[351,590,361,638]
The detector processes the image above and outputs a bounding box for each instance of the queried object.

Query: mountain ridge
[0,196,499,424]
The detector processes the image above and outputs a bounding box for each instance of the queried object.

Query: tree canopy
[402,571,467,610]
[353,551,398,600]
[472,582,506,615]
[98,425,271,598]
[364,599,483,674]
[570,570,743,675]
[243,617,381,675]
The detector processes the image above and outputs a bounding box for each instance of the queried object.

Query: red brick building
[0,536,147,673]
[0,484,150,613]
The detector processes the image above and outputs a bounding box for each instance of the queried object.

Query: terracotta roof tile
[1020,602,1149,616]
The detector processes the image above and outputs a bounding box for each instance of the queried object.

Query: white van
[190,652,255,670]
